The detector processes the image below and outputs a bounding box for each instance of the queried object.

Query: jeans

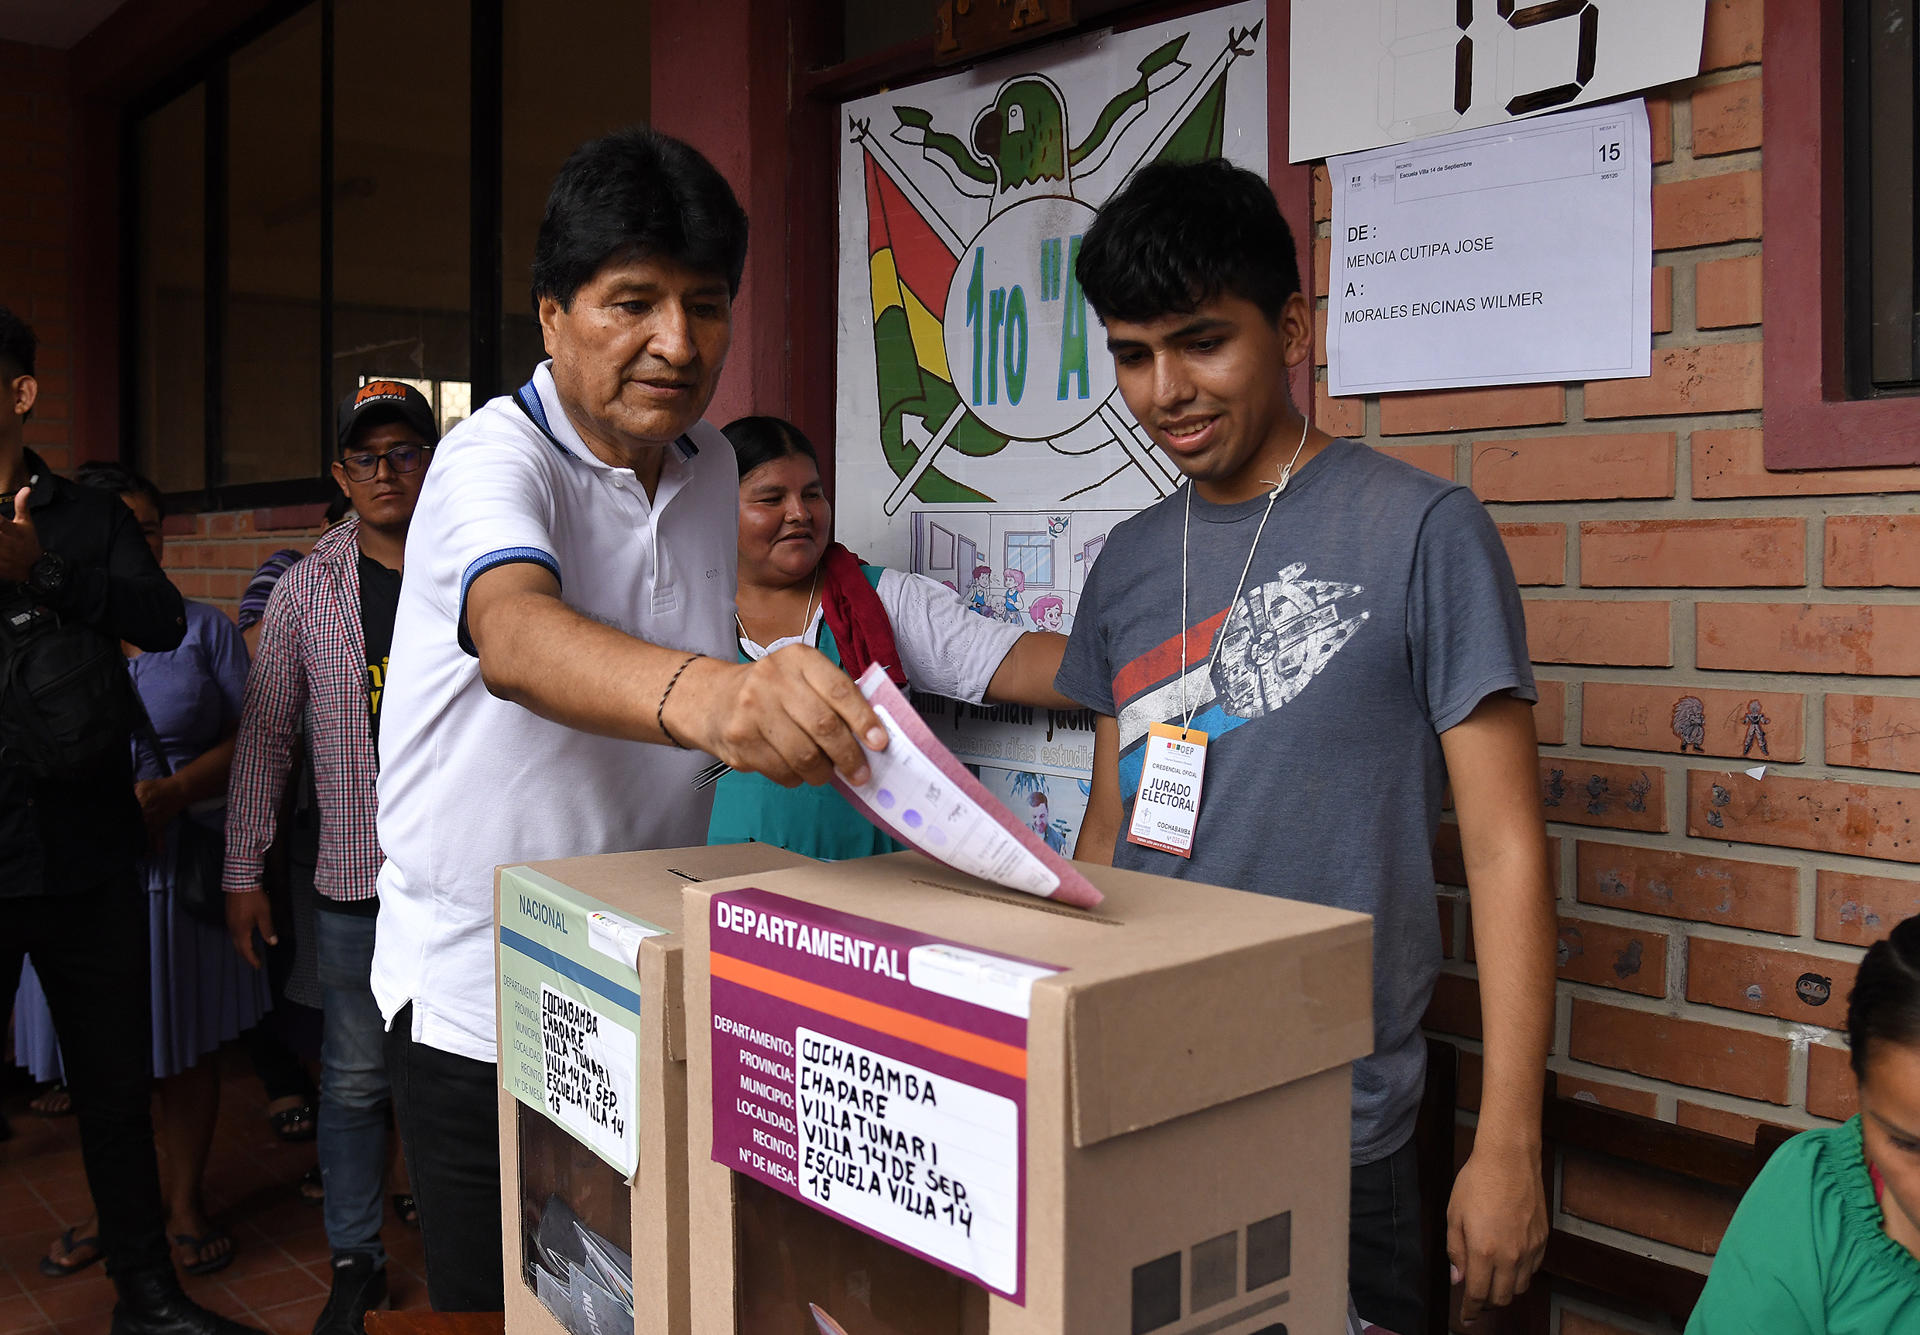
[1350,1136,1427,1335]
[316,908,390,1266]
[0,882,171,1277]
[386,1003,503,1311]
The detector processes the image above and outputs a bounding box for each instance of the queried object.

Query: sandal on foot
[391,1193,418,1227]
[171,1228,234,1277]
[38,1226,103,1278]
[30,1082,72,1116]
[268,1101,317,1142]
[299,1165,325,1204]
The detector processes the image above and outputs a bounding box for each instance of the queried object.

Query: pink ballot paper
[831,664,1104,909]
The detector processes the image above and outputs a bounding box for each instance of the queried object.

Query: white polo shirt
[370,361,737,1064]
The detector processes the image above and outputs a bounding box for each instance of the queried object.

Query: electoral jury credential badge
[1126,722,1209,858]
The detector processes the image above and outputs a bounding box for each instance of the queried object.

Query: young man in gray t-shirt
[1054,158,1554,1335]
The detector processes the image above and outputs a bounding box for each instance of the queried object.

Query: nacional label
[498,866,660,1177]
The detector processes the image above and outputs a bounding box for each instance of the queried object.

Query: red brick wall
[0,40,75,473]
[1310,1,1915,1322]
[158,506,328,616]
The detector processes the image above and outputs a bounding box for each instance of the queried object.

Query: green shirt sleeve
[1686,1131,1830,1335]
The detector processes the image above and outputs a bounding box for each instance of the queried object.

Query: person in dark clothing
[0,303,260,1335]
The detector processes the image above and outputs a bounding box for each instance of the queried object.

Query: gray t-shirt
[1055,438,1534,1164]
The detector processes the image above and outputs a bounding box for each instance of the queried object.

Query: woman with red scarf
[708,416,1075,859]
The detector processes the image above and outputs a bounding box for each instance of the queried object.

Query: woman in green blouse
[1687,915,1920,1332]
[706,416,1075,859]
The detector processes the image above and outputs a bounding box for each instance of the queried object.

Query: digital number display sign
[1289,0,1705,161]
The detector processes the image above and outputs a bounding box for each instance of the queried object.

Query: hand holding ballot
[665,644,890,789]
[830,665,1103,908]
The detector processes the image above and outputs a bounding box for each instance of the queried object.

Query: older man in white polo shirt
[369,127,886,1312]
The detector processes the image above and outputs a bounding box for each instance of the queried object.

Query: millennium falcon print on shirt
[1211,563,1370,720]
[1112,562,1370,801]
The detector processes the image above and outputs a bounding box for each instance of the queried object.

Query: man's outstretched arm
[466,562,887,787]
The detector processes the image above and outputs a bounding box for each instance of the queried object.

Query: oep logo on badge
[942,190,1116,442]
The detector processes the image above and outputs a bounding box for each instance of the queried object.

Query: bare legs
[46,1058,231,1274]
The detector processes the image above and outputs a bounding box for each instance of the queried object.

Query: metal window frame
[1841,0,1920,399]
[1763,0,1920,467]
[119,0,509,512]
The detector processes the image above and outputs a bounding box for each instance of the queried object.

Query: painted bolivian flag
[1157,64,1230,162]
[864,152,1008,503]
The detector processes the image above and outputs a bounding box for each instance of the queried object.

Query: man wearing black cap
[224,380,437,1335]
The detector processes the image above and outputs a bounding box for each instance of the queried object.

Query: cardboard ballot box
[682,851,1373,1335]
[494,844,816,1335]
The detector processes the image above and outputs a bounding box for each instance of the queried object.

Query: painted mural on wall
[836,2,1269,849]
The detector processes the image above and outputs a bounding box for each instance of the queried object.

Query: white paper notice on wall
[1327,99,1651,397]
[1289,0,1705,162]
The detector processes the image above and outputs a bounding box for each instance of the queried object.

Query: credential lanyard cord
[1178,418,1312,736]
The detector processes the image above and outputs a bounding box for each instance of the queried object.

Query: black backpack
[0,595,138,780]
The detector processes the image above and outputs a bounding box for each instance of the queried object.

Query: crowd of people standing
[0,124,1557,1335]
[4,119,1914,1335]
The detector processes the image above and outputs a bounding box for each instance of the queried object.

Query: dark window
[500,0,651,392]
[1845,0,1920,397]
[126,0,648,507]
[132,85,206,494]
[331,0,471,438]
[223,6,323,487]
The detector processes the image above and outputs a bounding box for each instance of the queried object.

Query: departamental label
[709,889,1055,1302]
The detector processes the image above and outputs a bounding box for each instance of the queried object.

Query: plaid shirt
[224,519,381,901]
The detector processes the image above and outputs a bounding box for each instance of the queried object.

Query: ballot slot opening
[516,1104,634,1335]
[904,878,1123,927]
[731,1172,985,1335]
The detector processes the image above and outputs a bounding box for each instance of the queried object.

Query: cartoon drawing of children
[1028,594,1067,632]
[1741,699,1771,757]
[1002,569,1026,623]
[966,565,992,617]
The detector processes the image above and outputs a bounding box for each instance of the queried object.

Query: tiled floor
[0,1055,430,1335]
